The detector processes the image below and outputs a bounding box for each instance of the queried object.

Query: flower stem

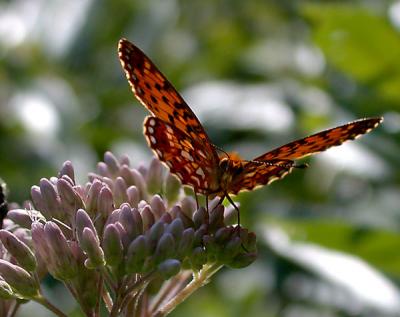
[149,271,191,314]
[153,264,223,317]
[34,296,67,317]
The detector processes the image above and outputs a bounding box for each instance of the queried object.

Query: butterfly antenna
[212,144,230,159]
[248,160,308,169]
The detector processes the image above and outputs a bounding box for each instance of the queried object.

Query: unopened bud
[141,205,155,231]
[31,222,50,264]
[97,186,114,218]
[126,235,149,273]
[177,228,195,258]
[44,222,78,280]
[214,227,233,245]
[57,178,83,215]
[150,195,166,219]
[154,233,175,264]
[127,186,140,207]
[146,158,163,194]
[193,207,208,228]
[85,180,103,214]
[96,162,109,177]
[81,228,105,268]
[75,209,97,245]
[58,161,75,183]
[148,221,165,250]
[165,218,184,243]
[209,205,224,232]
[164,173,181,203]
[180,196,196,219]
[30,186,47,218]
[157,259,181,280]
[219,236,241,262]
[0,230,37,272]
[119,204,142,240]
[104,151,120,175]
[39,178,63,219]
[0,260,39,298]
[103,224,123,267]
[113,177,128,207]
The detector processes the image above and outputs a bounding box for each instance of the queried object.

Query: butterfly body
[119,38,383,202]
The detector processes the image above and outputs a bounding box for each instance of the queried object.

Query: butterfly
[118,38,383,213]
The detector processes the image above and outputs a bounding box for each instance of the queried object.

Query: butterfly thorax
[217,157,244,194]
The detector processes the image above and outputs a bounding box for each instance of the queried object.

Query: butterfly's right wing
[143,116,220,194]
[255,117,383,162]
[227,160,294,195]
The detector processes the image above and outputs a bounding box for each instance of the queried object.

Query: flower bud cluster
[0,151,257,315]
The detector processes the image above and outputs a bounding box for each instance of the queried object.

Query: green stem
[153,264,223,317]
[149,271,191,314]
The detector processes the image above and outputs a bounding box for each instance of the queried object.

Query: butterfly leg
[205,195,209,213]
[225,193,240,228]
[194,190,199,210]
[225,193,248,251]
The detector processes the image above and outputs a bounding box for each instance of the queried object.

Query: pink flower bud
[180,196,196,219]
[97,187,114,218]
[76,209,97,245]
[104,151,120,175]
[57,178,84,215]
[0,230,37,272]
[0,260,39,298]
[81,228,105,268]
[113,177,128,207]
[103,224,123,267]
[85,180,103,214]
[44,222,78,280]
[126,235,149,274]
[39,178,63,219]
[126,186,139,207]
[146,158,163,194]
[58,161,75,184]
[140,205,155,231]
[150,195,166,219]
[30,186,48,218]
[164,173,181,203]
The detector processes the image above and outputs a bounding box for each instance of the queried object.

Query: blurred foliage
[0,0,399,316]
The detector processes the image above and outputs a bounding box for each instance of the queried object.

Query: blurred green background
[1,0,400,316]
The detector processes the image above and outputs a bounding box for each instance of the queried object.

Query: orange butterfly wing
[227,117,383,195]
[118,38,218,162]
[143,116,219,194]
[254,117,383,162]
[227,160,294,195]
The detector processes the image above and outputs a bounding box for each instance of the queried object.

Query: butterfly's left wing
[118,39,217,159]
[143,116,220,194]
[254,117,382,162]
[227,160,294,195]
